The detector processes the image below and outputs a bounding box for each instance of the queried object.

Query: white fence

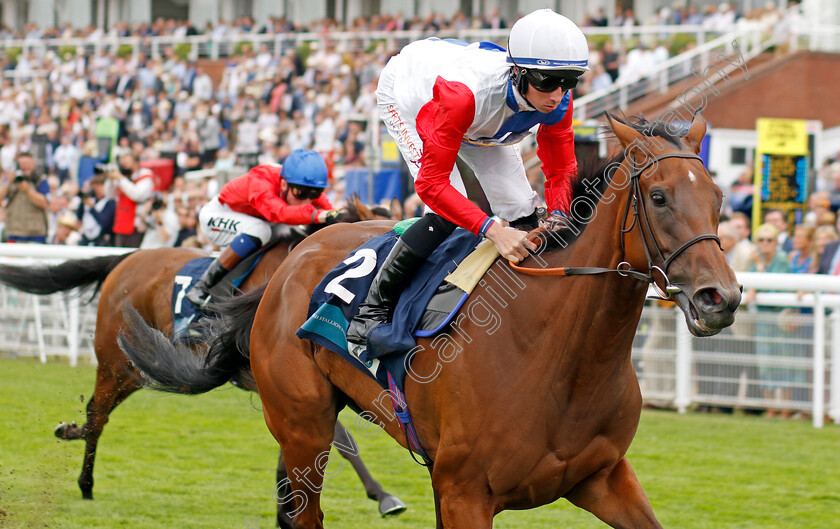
[2,244,839,428]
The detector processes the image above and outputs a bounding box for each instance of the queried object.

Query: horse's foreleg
[75,367,142,499]
[436,487,494,529]
[429,466,443,529]
[332,421,406,517]
[253,345,340,529]
[276,449,294,529]
[565,457,663,529]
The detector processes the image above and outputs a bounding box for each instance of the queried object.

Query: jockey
[186,149,341,307]
[346,9,588,348]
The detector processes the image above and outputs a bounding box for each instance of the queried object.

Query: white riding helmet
[507,9,590,73]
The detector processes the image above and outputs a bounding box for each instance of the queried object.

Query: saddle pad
[171,251,266,339]
[172,257,214,339]
[296,228,483,392]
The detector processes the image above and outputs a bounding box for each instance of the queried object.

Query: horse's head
[607,114,741,336]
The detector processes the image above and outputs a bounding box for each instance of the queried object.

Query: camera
[13,171,25,183]
[150,197,166,211]
[78,189,96,200]
[94,163,117,174]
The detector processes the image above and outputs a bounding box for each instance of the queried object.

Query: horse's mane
[542,114,687,251]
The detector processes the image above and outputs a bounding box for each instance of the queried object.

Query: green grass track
[1,357,839,528]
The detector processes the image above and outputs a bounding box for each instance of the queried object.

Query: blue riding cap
[282,149,328,188]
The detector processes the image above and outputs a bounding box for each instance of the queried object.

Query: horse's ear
[682,116,707,154]
[353,195,374,220]
[389,197,403,220]
[606,113,643,149]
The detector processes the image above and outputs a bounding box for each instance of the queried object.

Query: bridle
[509,151,722,300]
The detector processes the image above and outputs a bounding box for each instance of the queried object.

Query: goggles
[288,184,324,201]
[522,68,580,92]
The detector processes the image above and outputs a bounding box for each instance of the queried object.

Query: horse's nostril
[695,287,727,311]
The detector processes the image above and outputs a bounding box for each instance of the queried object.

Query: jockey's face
[515,67,577,114]
[525,84,569,114]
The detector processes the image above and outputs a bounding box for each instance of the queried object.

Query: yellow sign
[753,118,810,234]
[756,118,808,156]
[381,138,400,163]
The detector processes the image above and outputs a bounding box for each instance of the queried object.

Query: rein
[509,152,721,300]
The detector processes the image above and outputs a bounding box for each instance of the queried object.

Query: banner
[753,118,810,234]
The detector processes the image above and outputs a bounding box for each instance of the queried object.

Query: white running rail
[0,245,839,428]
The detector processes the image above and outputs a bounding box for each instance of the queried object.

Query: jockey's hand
[319,209,347,225]
[486,222,536,264]
[540,209,569,231]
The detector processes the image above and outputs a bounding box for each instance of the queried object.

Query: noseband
[510,151,721,300]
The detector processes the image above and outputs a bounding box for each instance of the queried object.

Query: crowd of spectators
[0,3,796,250]
[0,3,792,41]
[709,188,840,419]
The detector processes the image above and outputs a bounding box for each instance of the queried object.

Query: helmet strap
[508,52,536,107]
[511,67,529,96]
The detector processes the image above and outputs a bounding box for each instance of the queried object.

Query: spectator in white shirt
[53,136,79,183]
[139,195,180,249]
[193,66,214,101]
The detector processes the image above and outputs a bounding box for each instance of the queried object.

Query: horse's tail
[205,284,267,360]
[0,253,133,298]
[117,285,267,395]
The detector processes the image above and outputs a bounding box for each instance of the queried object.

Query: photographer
[0,152,49,243]
[139,195,179,249]
[76,174,115,246]
[108,152,154,247]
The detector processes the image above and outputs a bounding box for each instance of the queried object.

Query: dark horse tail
[0,253,133,298]
[118,284,267,395]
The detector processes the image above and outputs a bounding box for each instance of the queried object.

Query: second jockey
[186,149,341,307]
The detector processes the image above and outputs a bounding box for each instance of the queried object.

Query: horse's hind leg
[254,349,341,529]
[332,421,406,517]
[565,457,663,529]
[70,363,141,499]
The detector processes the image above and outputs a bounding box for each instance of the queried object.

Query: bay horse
[0,199,406,526]
[121,115,741,528]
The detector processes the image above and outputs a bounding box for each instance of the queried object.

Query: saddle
[296,227,492,393]
[171,225,311,340]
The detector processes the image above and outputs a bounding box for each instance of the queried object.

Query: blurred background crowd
[0,2,801,254]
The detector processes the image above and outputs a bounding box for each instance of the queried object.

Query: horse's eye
[650,191,667,207]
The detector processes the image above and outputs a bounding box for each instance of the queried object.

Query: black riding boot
[185,246,242,308]
[346,239,424,347]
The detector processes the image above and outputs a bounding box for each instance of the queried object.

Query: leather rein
[509,152,722,300]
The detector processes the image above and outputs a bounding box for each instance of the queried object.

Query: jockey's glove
[540,209,570,230]
[324,209,348,225]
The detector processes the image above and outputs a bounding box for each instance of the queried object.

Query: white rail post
[813,292,825,428]
[32,295,46,363]
[830,311,840,423]
[69,292,80,367]
[674,313,693,413]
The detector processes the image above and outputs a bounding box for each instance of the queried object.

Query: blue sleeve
[36,179,50,196]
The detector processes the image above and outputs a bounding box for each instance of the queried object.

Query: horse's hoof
[54,422,70,438]
[378,495,407,517]
[54,421,80,440]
